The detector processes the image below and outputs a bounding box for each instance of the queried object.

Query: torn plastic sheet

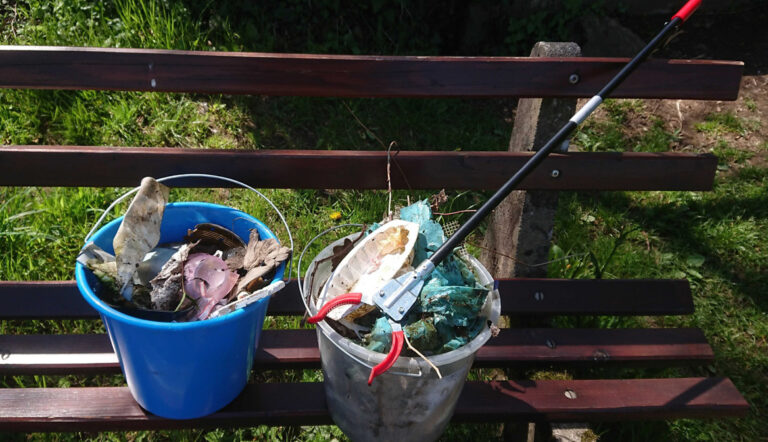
[399,201,446,264]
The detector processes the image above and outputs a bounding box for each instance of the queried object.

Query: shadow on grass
[218,95,514,152]
[573,167,768,313]
[556,166,767,441]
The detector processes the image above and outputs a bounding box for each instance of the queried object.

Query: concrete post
[483,41,586,442]
[480,41,581,279]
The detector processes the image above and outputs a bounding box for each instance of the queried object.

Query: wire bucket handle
[82,173,294,281]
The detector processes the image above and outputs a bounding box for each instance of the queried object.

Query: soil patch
[583,75,767,172]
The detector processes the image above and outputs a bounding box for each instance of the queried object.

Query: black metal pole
[428,17,684,267]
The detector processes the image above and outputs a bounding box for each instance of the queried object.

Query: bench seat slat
[0,146,717,191]
[0,378,747,432]
[0,328,713,375]
[0,47,743,100]
[0,279,693,319]
[456,377,748,422]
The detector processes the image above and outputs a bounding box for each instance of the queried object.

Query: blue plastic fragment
[365,316,393,353]
[400,200,446,263]
[362,200,489,355]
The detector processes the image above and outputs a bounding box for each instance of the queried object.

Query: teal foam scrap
[364,316,392,353]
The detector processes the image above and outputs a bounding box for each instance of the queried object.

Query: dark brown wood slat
[0,378,747,431]
[0,47,743,100]
[472,327,713,367]
[0,383,331,431]
[0,328,713,375]
[0,281,96,319]
[495,279,694,316]
[0,278,694,319]
[0,146,717,190]
[455,378,749,422]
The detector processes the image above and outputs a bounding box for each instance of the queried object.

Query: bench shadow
[565,167,768,315]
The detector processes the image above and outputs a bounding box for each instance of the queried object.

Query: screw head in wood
[534,291,544,301]
[569,73,580,84]
[550,169,560,178]
[564,389,578,399]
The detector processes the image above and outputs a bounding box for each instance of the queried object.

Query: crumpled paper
[113,177,169,299]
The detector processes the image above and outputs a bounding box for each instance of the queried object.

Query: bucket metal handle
[297,224,423,378]
[82,173,294,280]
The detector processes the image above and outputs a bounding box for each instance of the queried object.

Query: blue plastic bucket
[75,202,286,419]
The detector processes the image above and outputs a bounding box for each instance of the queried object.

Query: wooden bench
[0,46,749,434]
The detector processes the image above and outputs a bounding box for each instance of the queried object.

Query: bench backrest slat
[0,146,717,191]
[0,47,743,100]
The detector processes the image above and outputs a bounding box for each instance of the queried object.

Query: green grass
[635,119,681,153]
[573,100,632,152]
[695,111,760,137]
[550,167,768,440]
[2,1,767,441]
[712,139,754,164]
[573,99,684,154]
[573,99,683,153]
[744,97,757,112]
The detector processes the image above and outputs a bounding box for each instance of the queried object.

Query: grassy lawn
[1,1,766,441]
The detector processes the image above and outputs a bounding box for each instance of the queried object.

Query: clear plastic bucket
[75,175,292,419]
[301,232,500,441]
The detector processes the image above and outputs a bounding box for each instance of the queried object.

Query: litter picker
[309,0,703,384]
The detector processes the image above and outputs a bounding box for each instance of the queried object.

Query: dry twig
[403,331,442,379]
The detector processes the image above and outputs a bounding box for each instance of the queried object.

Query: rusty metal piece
[236,266,272,294]
[186,223,246,252]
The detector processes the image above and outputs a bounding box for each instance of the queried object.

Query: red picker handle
[672,0,701,22]
[307,292,363,324]
[368,328,404,385]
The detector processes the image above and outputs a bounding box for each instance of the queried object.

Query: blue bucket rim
[75,201,284,330]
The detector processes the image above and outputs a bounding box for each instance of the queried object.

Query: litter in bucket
[75,174,292,419]
[305,202,497,378]
[78,177,291,322]
[298,202,500,441]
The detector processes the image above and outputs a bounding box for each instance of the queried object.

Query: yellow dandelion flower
[329,211,342,220]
